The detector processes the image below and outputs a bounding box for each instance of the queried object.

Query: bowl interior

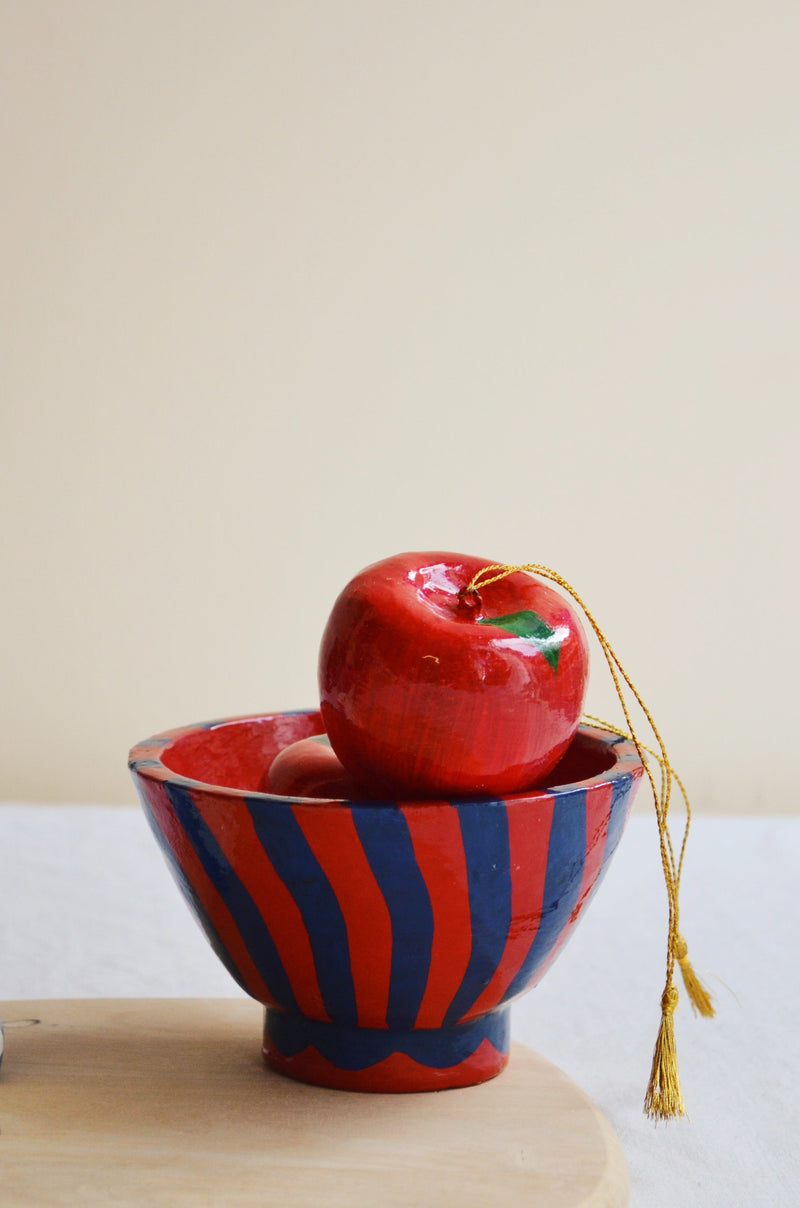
[161,712,325,793]
[158,711,618,798]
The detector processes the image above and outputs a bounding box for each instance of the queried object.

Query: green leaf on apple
[478,610,563,672]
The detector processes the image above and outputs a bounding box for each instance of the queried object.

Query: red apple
[318,551,589,798]
[266,735,362,799]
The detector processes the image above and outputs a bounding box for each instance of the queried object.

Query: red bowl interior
[158,711,618,799]
[161,712,325,794]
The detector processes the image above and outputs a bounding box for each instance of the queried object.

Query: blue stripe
[500,788,588,1004]
[266,1004,510,1070]
[246,800,357,1026]
[600,772,635,871]
[352,807,434,1029]
[138,790,250,995]
[163,782,299,1012]
[444,801,512,1025]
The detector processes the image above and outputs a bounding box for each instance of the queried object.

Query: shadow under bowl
[129,711,642,1092]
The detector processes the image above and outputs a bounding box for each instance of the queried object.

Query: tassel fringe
[674,935,715,1018]
[644,985,686,1121]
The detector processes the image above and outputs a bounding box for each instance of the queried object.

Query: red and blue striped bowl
[129,711,642,1092]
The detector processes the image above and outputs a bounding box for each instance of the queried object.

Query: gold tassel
[464,563,715,1121]
[674,934,715,1018]
[644,984,686,1121]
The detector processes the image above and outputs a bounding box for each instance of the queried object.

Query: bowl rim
[129,710,644,806]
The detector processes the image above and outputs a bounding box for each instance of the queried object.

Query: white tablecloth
[1,805,797,1206]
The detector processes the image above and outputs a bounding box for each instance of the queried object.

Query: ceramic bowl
[129,711,642,1092]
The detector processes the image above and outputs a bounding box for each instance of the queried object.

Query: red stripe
[462,794,556,1021]
[193,791,329,1021]
[292,804,393,1029]
[535,781,614,982]
[400,803,473,1029]
[142,779,276,1004]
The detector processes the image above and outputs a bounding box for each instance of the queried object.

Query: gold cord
[466,564,714,1120]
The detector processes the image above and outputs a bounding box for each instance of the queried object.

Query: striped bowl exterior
[129,711,642,1091]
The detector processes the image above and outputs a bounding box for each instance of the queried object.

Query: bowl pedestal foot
[262,1005,511,1092]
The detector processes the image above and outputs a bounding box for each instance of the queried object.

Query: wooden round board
[0,999,629,1207]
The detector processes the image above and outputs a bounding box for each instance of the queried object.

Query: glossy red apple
[318,551,589,798]
[267,735,362,799]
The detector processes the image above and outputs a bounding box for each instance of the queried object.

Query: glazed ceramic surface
[129,712,642,1092]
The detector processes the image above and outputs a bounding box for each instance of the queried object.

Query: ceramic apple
[318,551,589,797]
[267,734,361,799]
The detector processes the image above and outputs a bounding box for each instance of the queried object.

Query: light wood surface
[0,999,628,1207]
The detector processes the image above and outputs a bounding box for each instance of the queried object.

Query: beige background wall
[2,2,797,811]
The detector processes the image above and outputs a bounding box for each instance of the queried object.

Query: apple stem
[456,587,482,615]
